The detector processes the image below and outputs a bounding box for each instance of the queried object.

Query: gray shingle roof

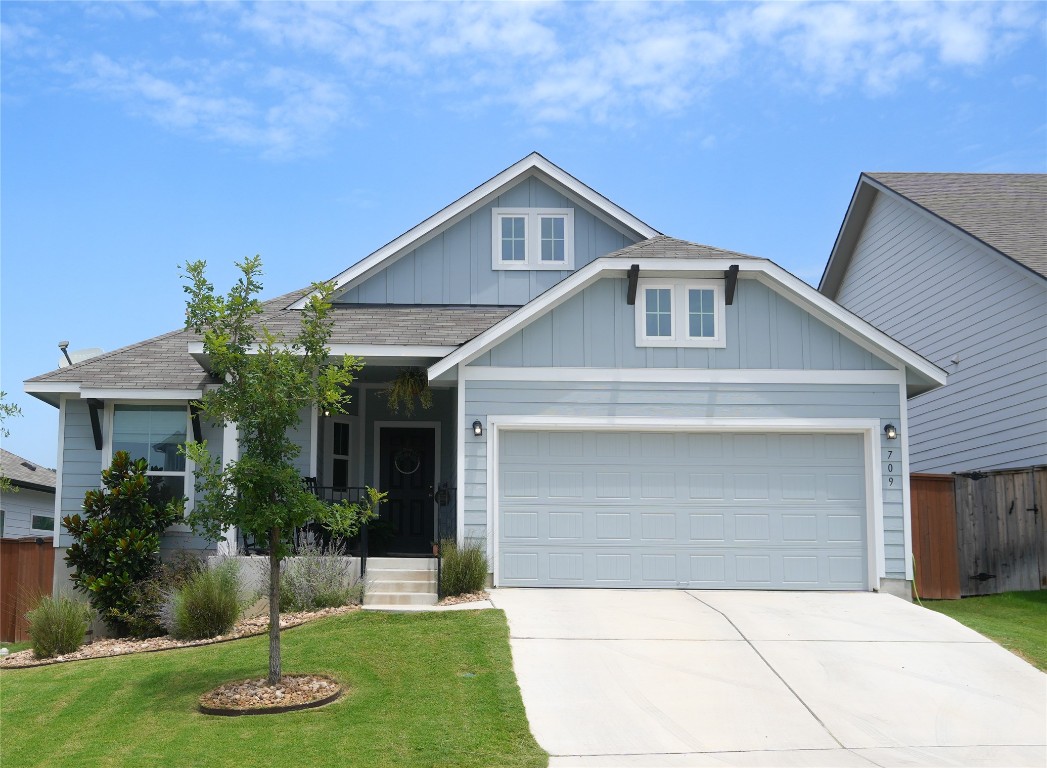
[27,286,518,390]
[602,235,761,261]
[867,173,1047,278]
[1,449,57,492]
[26,235,759,393]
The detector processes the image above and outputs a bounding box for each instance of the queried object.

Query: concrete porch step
[367,579,436,594]
[367,556,437,571]
[365,569,437,583]
[364,591,438,607]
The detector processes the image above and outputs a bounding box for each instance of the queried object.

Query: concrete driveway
[488,589,1046,767]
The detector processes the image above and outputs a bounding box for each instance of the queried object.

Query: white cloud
[3,1,1039,156]
[72,53,346,159]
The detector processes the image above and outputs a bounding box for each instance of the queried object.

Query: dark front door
[378,427,436,555]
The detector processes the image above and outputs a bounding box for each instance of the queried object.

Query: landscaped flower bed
[0,605,359,669]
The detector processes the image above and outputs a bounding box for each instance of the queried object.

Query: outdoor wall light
[884,424,898,440]
[472,420,484,437]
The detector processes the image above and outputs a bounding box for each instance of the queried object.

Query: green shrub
[26,595,92,658]
[120,551,205,639]
[164,560,241,640]
[440,538,488,597]
[64,451,183,635]
[278,542,362,612]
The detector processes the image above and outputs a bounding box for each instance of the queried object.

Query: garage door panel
[498,545,868,590]
[498,431,867,589]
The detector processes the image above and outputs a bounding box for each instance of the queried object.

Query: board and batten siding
[835,192,1047,473]
[335,177,637,306]
[471,278,897,370]
[55,398,221,553]
[462,381,906,579]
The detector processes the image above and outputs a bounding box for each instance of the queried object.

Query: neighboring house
[24,153,945,595]
[0,448,57,539]
[819,173,1046,475]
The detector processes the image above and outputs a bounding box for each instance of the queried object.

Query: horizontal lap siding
[463,381,905,578]
[58,399,103,548]
[475,278,895,370]
[58,399,219,553]
[836,193,1047,473]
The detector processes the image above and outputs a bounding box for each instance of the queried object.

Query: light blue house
[25,154,945,597]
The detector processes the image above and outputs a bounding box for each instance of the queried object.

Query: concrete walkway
[489,589,1047,767]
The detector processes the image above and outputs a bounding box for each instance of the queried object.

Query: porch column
[220,420,239,554]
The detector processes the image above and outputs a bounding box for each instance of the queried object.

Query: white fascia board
[24,381,81,394]
[489,414,881,432]
[80,388,203,400]
[289,153,660,310]
[189,340,455,358]
[463,367,906,385]
[330,344,457,357]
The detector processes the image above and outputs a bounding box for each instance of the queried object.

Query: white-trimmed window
[492,208,574,270]
[108,403,193,510]
[635,279,726,348]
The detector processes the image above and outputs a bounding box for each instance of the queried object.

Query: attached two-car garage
[496,429,870,590]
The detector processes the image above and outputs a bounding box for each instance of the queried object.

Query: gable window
[645,287,673,337]
[110,404,191,508]
[636,279,726,348]
[492,208,574,270]
[501,216,526,262]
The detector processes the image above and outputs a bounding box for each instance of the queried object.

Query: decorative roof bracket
[626,264,640,305]
[725,264,739,305]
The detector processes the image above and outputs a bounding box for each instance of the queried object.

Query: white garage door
[497,431,868,589]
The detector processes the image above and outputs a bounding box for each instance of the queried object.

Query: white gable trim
[428,257,947,387]
[289,153,660,310]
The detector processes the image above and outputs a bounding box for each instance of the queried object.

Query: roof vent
[19,461,37,472]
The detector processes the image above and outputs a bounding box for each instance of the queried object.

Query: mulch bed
[438,591,489,606]
[0,605,360,669]
[199,674,343,716]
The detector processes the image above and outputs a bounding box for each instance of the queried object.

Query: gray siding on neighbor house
[836,192,1047,473]
[471,278,897,370]
[462,381,906,578]
[1,486,56,539]
[336,177,637,306]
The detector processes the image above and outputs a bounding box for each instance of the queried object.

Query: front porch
[295,366,459,559]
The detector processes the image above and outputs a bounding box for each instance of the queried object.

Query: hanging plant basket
[383,368,433,416]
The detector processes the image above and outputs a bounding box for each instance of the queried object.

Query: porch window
[331,421,351,489]
[111,404,189,506]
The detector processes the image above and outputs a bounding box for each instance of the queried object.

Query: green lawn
[923,590,1047,671]
[0,610,547,768]
[1,641,33,653]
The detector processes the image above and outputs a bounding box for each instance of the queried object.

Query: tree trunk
[268,526,281,685]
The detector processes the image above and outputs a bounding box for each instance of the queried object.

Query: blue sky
[2,1,1045,467]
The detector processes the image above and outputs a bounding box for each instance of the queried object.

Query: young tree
[182,256,377,684]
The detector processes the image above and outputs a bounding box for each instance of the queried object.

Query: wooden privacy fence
[0,537,55,642]
[911,468,1046,598]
